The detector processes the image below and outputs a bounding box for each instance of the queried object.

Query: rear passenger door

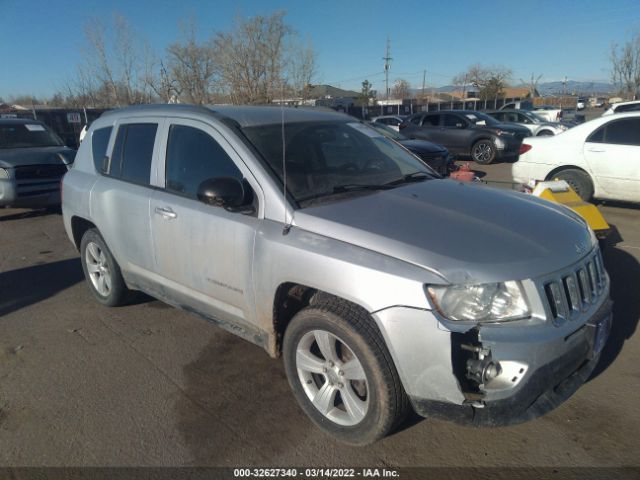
[90,119,161,279]
[150,118,260,329]
[583,117,640,201]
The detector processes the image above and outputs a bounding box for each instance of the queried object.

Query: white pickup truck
[501,101,562,122]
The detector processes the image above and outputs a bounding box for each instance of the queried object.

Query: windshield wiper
[332,183,396,193]
[384,171,435,186]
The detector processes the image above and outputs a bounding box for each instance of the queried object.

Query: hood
[0,146,76,168]
[293,180,593,284]
[399,139,447,154]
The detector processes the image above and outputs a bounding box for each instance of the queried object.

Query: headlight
[0,167,9,179]
[558,124,568,131]
[427,281,530,322]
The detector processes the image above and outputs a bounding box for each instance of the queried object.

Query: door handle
[154,206,177,219]
[587,147,605,153]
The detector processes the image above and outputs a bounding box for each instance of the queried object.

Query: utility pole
[383,37,392,102]
[421,70,426,103]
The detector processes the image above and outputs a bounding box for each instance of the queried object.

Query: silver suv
[62,104,612,445]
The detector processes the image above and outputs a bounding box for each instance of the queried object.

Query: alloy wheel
[85,242,112,297]
[473,142,493,163]
[295,329,369,426]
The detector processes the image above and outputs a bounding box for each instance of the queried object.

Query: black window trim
[587,118,640,146]
[101,121,159,189]
[160,121,259,212]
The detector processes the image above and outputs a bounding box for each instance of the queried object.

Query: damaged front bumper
[372,295,612,427]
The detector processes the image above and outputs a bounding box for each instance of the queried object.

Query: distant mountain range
[422,80,615,96]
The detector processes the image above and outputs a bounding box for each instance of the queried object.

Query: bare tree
[166,19,218,104]
[288,38,317,102]
[519,73,543,98]
[391,78,411,99]
[611,30,640,100]
[213,12,292,104]
[453,64,512,100]
[75,14,149,107]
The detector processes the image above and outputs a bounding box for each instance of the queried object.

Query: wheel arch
[545,165,591,182]
[272,282,375,357]
[71,216,97,250]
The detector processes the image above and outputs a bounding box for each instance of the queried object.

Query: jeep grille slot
[542,249,606,325]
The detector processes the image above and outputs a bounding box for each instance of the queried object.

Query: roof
[212,105,350,127]
[101,104,350,127]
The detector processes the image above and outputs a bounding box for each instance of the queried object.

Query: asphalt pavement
[0,161,639,469]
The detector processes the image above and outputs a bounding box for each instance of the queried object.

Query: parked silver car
[62,104,612,445]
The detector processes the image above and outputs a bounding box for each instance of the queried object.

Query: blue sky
[1,0,639,98]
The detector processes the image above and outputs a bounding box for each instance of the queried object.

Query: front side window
[165,125,243,198]
[110,123,157,185]
[0,122,64,148]
[443,114,464,128]
[587,126,605,143]
[242,121,436,208]
[92,127,112,171]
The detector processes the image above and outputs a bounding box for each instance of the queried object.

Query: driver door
[149,118,260,327]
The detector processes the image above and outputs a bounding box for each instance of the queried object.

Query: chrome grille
[543,249,606,324]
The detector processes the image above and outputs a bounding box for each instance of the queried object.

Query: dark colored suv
[400,110,530,164]
[0,119,76,208]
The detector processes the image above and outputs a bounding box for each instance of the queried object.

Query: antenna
[281,83,292,235]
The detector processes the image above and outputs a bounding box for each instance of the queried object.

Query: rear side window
[442,114,463,127]
[615,103,640,113]
[91,127,112,171]
[422,115,440,126]
[110,123,157,185]
[165,125,242,199]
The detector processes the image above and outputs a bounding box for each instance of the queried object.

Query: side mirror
[101,155,110,173]
[197,177,251,213]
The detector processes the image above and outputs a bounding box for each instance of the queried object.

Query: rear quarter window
[91,127,113,172]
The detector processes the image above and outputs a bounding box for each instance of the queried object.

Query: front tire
[471,139,496,165]
[80,229,132,306]
[283,299,409,445]
[551,169,594,201]
[536,130,554,136]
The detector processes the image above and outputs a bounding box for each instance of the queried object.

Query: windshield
[527,112,547,123]
[367,122,407,141]
[242,120,435,207]
[464,111,500,126]
[0,123,64,148]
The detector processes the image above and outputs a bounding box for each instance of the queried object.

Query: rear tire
[80,229,133,307]
[283,299,410,445]
[536,130,554,136]
[551,169,594,201]
[471,139,496,165]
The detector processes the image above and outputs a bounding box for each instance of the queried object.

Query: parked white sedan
[512,112,640,203]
